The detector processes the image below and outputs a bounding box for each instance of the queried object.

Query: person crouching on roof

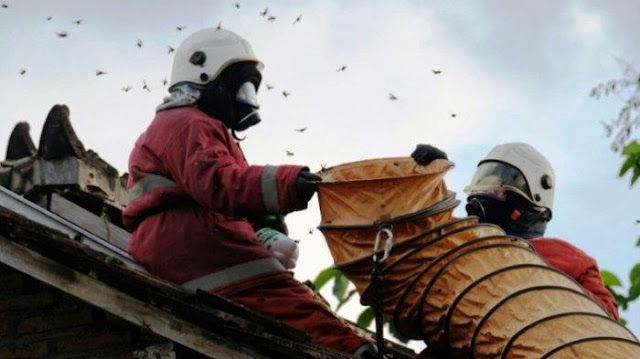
[412,143,619,320]
[123,28,378,357]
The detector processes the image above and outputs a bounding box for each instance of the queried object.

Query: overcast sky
[1,0,639,346]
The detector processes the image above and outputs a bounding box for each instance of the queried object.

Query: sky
[1,0,639,349]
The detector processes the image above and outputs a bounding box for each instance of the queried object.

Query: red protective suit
[530,238,619,320]
[123,107,366,354]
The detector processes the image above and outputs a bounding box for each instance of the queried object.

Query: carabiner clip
[373,227,394,264]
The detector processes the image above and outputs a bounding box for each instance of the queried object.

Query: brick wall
[0,263,176,358]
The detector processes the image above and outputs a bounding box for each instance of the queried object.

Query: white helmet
[168,28,264,89]
[464,142,555,214]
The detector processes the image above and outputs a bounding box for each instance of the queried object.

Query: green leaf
[313,267,341,291]
[332,273,349,300]
[636,235,640,248]
[629,282,640,301]
[335,289,357,313]
[631,165,640,185]
[628,264,640,301]
[619,156,636,176]
[612,291,629,310]
[620,141,640,186]
[620,317,628,326]
[601,270,623,287]
[630,263,640,284]
[387,320,409,344]
[622,141,640,155]
[356,308,375,329]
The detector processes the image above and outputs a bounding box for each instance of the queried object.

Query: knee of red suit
[214,272,370,355]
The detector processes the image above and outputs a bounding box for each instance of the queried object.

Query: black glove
[411,144,448,165]
[296,169,322,204]
[252,214,289,235]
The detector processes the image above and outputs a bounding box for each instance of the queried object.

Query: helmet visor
[464,161,532,200]
[235,81,259,108]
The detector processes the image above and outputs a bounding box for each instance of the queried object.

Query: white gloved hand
[256,228,300,270]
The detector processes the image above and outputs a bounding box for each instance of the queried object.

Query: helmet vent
[541,174,553,189]
[199,73,209,82]
[189,51,207,66]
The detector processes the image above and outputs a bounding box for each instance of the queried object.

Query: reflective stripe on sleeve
[261,165,280,214]
[128,174,179,202]
[181,257,286,293]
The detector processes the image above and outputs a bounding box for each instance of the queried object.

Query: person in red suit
[412,143,619,320]
[123,28,377,357]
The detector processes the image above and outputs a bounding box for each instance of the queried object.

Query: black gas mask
[198,62,262,137]
[465,192,550,239]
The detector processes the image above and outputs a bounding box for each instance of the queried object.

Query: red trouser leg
[214,272,368,355]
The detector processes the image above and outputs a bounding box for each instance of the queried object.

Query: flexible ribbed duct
[471,286,607,358]
[542,337,640,358]
[360,225,508,308]
[316,157,639,358]
[395,236,530,339]
[334,216,478,273]
[421,244,548,345]
[331,214,473,295]
[446,265,587,357]
[317,158,453,226]
[503,312,638,358]
[320,194,459,266]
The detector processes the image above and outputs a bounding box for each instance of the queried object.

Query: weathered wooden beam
[0,196,412,358]
[0,157,35,195]
[0,204,310,342]
[0,235,266,359]
[31,157,128,209]
[194,289,315,342]
[49,193,130,251]
[32,157,118,201]
[0,186,138,267]
[344,318,417,358]
[0,206,353,358]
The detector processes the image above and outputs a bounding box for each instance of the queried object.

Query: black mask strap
[509,220,547,239]
[199,82,234,126]
[198,62,262,132]
[466,193,549,239]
